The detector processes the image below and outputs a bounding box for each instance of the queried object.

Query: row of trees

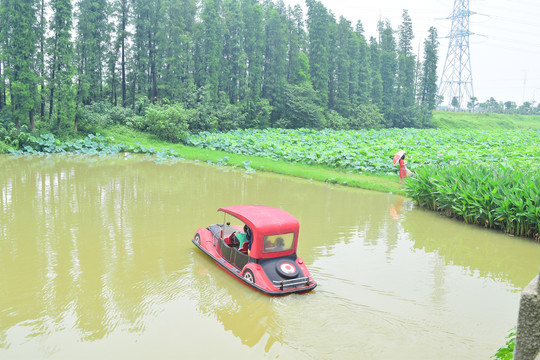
[0,0,441,135]
[461,97,540,115]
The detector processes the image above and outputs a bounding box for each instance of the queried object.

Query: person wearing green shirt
[235,225,252,253]
[235,232,248,248]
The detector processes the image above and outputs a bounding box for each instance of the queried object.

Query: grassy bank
[432,111,540,130]
[2,111,539,198]
[98,126,404,194]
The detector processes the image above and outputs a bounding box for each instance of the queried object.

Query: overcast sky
[282,0,540,106]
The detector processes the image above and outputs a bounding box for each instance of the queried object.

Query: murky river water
[1,154,539,359]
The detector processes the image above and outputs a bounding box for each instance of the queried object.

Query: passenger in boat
[225,233,239,247]
[236,225,251,254]
[244,225,253,250]
[274,237,285,251]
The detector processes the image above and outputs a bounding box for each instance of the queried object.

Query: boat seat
[239,241,249,255]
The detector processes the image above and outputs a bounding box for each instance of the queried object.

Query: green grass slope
[431,111,540,130]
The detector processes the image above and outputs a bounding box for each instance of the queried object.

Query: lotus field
[187,128,540,240]
[186,128,540,174]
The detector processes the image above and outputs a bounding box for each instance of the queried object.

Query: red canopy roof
[218,205,299,235]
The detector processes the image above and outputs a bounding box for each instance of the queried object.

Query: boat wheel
[243,269,255,284]
[194,233,201,245]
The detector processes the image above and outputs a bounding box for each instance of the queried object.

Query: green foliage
[138,104,193,142]
[214,101,246,131]
[0,140,9,154]
[1,0,38,129]
[49,0,76,128]
[243,99,272,129]
[75,0,109,105]
[0,122,33,150]
[432,111,540,130]
[78,102,114,130]
[8,132,179,159]
[492,329,516,360]
[418,27,439,111]
[325,110,348,130]
[277,83,325,128]
[349,104,385,129]
[77,102,135,133]
[405,164,539,240]
[306,0,331,107]
[186,128,540,177]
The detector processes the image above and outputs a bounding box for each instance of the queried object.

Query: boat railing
[272,276,314,291]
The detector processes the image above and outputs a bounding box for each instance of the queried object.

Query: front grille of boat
[272,276,314,291]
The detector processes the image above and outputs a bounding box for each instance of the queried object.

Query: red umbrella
[393,150,405,165]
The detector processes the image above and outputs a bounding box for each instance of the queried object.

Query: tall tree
[378,20,397,123]
[221,0,246,104]
[1,0,38,130]
[157,0,196,103]
[333,16,352,116]
[195,0,224,101]
[37,0,47,120]
[0,0,5,112]
[0,50,3,112]
[106,0,130,106]
[306,0,330,107]
[132,0,160,103]
[49,0,76,129]
[132,0,149,103]
[241,0,265,120]
[355,22,371,105]
[418,26,439,111]
[286,4,308,85]
[396,9,415,109]
[119,0,129,106]
[75,0,109,106]
[262,1,288,122]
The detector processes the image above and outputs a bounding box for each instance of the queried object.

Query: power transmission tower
[438,0,475,110]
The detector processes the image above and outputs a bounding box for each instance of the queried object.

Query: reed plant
[405,163,540,240]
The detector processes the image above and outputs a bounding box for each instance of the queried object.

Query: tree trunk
[0,60,4,111]
[40,0,46,121]
[29,108,35,131]
[121,0,127,107]
[74,103,78,132]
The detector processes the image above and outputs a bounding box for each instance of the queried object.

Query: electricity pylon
[438,0,475,110]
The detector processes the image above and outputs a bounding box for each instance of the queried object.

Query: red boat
[192,205,317,296]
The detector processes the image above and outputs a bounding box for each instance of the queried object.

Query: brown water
[1,154,539,359]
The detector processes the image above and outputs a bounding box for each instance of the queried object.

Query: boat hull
[192,231,316,296]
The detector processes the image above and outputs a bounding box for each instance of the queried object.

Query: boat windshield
[263,233,295,253]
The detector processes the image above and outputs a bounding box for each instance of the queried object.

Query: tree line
[0,0,441,136]
[462,97,540,115]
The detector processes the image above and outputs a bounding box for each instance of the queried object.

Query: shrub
[349,104,385,130]
[77,102,114,132]
[0,139,10,153]
[109,106,134,125]
[277,83,325,129]
[143,104,193,142]
[492,328,515,360]
[325,110,349,130]
[405,164,539,240]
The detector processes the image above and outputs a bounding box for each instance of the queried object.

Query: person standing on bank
[398,154,408,183]
[393,150,412,184]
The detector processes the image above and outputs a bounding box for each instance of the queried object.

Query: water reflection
[0,154,539,359]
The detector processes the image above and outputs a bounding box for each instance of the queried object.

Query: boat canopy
[218,205,299,235]
[218,205,299,259]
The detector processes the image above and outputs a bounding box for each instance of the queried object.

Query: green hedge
[405,164,539,240]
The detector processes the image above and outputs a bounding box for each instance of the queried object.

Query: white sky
[282,0,540,106]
